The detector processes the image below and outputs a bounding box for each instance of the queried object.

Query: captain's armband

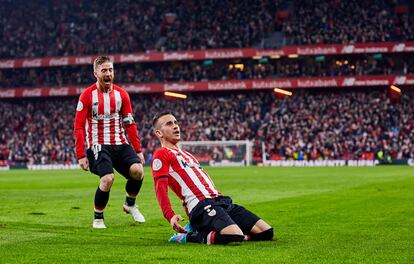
[123,113,135,124]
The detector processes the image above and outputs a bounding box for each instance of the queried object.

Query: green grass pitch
[0,166,413,263]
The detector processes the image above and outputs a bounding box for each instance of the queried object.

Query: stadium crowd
[159,0,280,51]
[0,0,162,59]
[284,0,414,45]
[1,89,413,165]
[0,0,280,59]
[1,0,414,166]
[1,0,413,60]
[0,99,76,165]
[2,55,413,88]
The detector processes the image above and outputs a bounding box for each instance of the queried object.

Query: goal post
[179,140,252,166]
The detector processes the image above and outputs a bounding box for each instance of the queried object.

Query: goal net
[179,140,252,166]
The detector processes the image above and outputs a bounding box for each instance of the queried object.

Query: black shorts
[189,196,260,234]
[86,144,141,178]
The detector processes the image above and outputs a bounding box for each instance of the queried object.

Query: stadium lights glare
[273,88,292,96]
[270,54,281,59]
[288,54,299,58]
[390,85,401,93]
[235,64,244,70]
[252,56,262,60]
[164,91,188,99]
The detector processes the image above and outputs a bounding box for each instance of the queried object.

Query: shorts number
[92,144,102,160]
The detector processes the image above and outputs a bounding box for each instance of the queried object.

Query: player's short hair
[152,111,175,129]
[94,56,112,72]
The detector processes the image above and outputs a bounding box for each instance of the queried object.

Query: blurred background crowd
[1,0,413,165]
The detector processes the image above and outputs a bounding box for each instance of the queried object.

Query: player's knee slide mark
[250,227,274,241]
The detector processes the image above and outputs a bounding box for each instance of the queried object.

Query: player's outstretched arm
[154,176,176,223]
[170,214,186,233]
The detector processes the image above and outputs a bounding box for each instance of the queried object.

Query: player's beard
[99,75,113,92]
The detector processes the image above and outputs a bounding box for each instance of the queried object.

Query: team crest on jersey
[152,159,162,171]
[76,101,83,111]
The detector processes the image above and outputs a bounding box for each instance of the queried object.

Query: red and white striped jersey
[152,146,221,222]
[74,83,141,159]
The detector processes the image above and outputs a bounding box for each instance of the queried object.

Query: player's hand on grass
[78,157,89,171]
[170,214,187,233]
[137,152,145,165]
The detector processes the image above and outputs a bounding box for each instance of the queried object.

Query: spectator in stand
[0,0,281,59]
[0,99,78,165]
[283,0,414,45]
[0,1,163,59]
[1,89,414,166]
[159,1,280,51]
[1,0,414,60]
[2,55,413,89]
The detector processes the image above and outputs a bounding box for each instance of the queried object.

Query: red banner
[1,75,413,98]
[1,42,414,69]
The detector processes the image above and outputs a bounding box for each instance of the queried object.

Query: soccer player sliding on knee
[151,111,274,244]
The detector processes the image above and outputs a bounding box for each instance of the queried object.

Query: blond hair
[93,56,112,72]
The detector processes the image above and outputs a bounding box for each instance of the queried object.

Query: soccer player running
[151,111,274,244]
[74,56,145,229]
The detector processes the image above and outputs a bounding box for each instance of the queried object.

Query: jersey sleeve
[152,149,175,222]
[73,91,90,160]
[121,89,142,153]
